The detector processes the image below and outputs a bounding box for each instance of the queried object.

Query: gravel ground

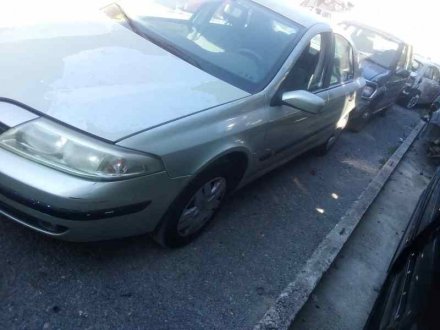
[0,105,420,330]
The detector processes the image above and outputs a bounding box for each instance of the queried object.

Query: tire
[349,109,371,132]
[315,128,342,156]
[406,92,420,109]
[152,164,231,248]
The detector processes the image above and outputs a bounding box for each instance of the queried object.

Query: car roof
[340,20,409,46]
[253,0,329,29]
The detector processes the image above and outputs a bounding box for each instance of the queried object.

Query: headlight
[362,84,376,98]
[0,119,163,180]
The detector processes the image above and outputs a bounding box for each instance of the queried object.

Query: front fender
[117,94,267,178]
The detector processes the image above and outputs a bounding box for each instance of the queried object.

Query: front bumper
[0,147,190,241]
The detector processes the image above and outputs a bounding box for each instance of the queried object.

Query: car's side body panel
[119,24,363,183]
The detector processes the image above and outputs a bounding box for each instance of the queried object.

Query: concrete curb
[254,121,426,330]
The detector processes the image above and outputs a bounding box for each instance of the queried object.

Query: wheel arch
[192,147,251,192]
[151,147,250,236]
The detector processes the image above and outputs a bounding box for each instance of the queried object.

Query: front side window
[280,33,329,93]
[330,34,354,85]
[102,0,304,93]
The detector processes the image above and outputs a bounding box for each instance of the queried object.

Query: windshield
[341,24,400,69]
[102,0,303,93]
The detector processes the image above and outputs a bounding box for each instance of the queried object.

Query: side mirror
[396,68,410,78]
[281,90,325,114]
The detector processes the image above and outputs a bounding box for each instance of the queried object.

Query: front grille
[0,122,8,134]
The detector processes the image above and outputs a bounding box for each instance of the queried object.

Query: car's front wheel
[152,166,229,248]
[315,129,342,156]
[406,92,420,109]
[349,109,371,132]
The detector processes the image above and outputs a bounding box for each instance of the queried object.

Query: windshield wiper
[102,3,140,35]
[153,39,204,70]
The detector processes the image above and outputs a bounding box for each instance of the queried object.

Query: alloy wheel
[177,177,227,237]
[407,94,420,109]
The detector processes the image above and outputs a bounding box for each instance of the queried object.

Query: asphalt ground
[290,125,433,330]
[0,105,420,329]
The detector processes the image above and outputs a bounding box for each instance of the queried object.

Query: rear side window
[330,34,354,85]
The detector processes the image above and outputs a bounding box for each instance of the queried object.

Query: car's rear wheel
[152,165,230,248]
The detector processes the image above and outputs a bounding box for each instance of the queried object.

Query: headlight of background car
[0,119,163,180]
[362,84,376,98]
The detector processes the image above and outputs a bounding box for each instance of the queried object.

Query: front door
[262,33,331,162]
[262,32,358,163]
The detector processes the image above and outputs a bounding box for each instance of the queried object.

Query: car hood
[0,7,249,141]
[360,59,390,84]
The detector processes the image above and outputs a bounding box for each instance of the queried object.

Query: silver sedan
[0,0,364,247]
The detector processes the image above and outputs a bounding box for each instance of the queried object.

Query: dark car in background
[399,56,440,109]
[339,21,413,131]
[365,168,440,330]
